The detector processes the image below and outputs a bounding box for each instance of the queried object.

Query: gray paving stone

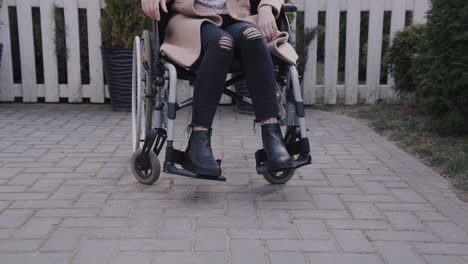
[195,228,226,251]
[270,252,307,264]
[307,253,383,264]
[109,251,154,264]
[72,239,120,264]
[366,230,438,242]
[229,228,298,239]
[0,209,34,228]
[423,255,466,264]
[41,228,88,252]
[10,200,73,209]
[312,194,345,209]
[294,219,331,239]
[384,211,426,231]
[35,208,100,217]
[0,253,72,264]
[346,202,384,219]
[0,239,43,252]
[120,238,192,251]
[153,252,226,264]
[13,217,61,239]
[333,230,374,252]
[425,221,468,243]
[374,241,425,264]
[267,239,336,252]
[231,239,267,264]
[160,217,193,238]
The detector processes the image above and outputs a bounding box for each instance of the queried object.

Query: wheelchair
[130,2,312,185]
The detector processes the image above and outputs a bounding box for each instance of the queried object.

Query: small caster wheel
[263,169,295,185]
[131,148,161,185]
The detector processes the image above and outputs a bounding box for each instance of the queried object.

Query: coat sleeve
[258,0,283,18]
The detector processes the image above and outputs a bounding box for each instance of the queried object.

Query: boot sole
[181,162,222,177]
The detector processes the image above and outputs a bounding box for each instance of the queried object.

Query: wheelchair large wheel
[132,31,154,151]
[262,68,300,185]
[262,125,298,184]
[131,32,162,184]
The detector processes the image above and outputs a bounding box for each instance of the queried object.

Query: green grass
[321,104,468,194]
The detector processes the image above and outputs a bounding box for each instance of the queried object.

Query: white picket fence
[0,0,429,104]
[297,0,429,105]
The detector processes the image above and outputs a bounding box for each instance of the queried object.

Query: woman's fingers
[152,0,161,21]
[142,1,150,18]
[263,25,272,42]
[160,0,168,14]
[269,22,278,40]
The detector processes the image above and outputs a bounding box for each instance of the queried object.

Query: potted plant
[101,0,152,111]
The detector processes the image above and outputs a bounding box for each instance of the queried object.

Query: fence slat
[87,0,105,103]
[303,0,319,105]
[413,0,429,24]
[366,0,385,104]
[40,0,59,102]
[17,0,38,102]
[324,0,340,105]
[386,0,407,101]
[345,0,361,105]
[64,0,82,103]
[0,2,15,101]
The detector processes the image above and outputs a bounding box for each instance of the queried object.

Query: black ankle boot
[182,128,222,176]
[261,123,294,171]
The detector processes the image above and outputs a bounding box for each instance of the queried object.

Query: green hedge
[388,0,468,133]
[387,24,427,95]
[413,0,468,133]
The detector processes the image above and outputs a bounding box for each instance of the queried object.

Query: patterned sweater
[196,0,228,15]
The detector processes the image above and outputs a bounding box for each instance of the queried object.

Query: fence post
[17,0,37,102]
[40,0,59,102]
[386,0,407,101]
[303,0,318,105]
[64,0,82,102]
[324,0,340,105]
[365,0,385,104]
[414,0,429,24]
[344,0,361,105]
[0,1,14,101]
[87,0,105,103]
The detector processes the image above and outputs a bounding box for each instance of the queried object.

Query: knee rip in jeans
[219,36,233,51]
[243,27,263,40]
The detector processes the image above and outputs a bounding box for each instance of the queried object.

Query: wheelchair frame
[131,3,312,185]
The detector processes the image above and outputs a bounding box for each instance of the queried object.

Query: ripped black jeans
[190,15,280,129]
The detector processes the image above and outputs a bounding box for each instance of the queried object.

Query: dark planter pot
[234,76,255,115]
[101,46,134,111]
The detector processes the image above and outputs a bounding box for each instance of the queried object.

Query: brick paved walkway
[0,104,468,264]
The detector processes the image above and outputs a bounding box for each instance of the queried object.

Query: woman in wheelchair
[133,0,310,184]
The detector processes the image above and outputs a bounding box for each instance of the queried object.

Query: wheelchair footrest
[164,146,226,182]
[255,137,312,175]
[163,161,226,182]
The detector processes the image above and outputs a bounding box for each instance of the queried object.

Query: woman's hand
[142,0,168,21]
[258,5,279,42]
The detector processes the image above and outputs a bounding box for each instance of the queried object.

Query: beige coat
[160,0,299,67]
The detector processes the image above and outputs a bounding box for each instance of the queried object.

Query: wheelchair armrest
[282,4,298,13]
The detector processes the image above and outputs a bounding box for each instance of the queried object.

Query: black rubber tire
[263,169,296,185]
[131,148,161,185]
